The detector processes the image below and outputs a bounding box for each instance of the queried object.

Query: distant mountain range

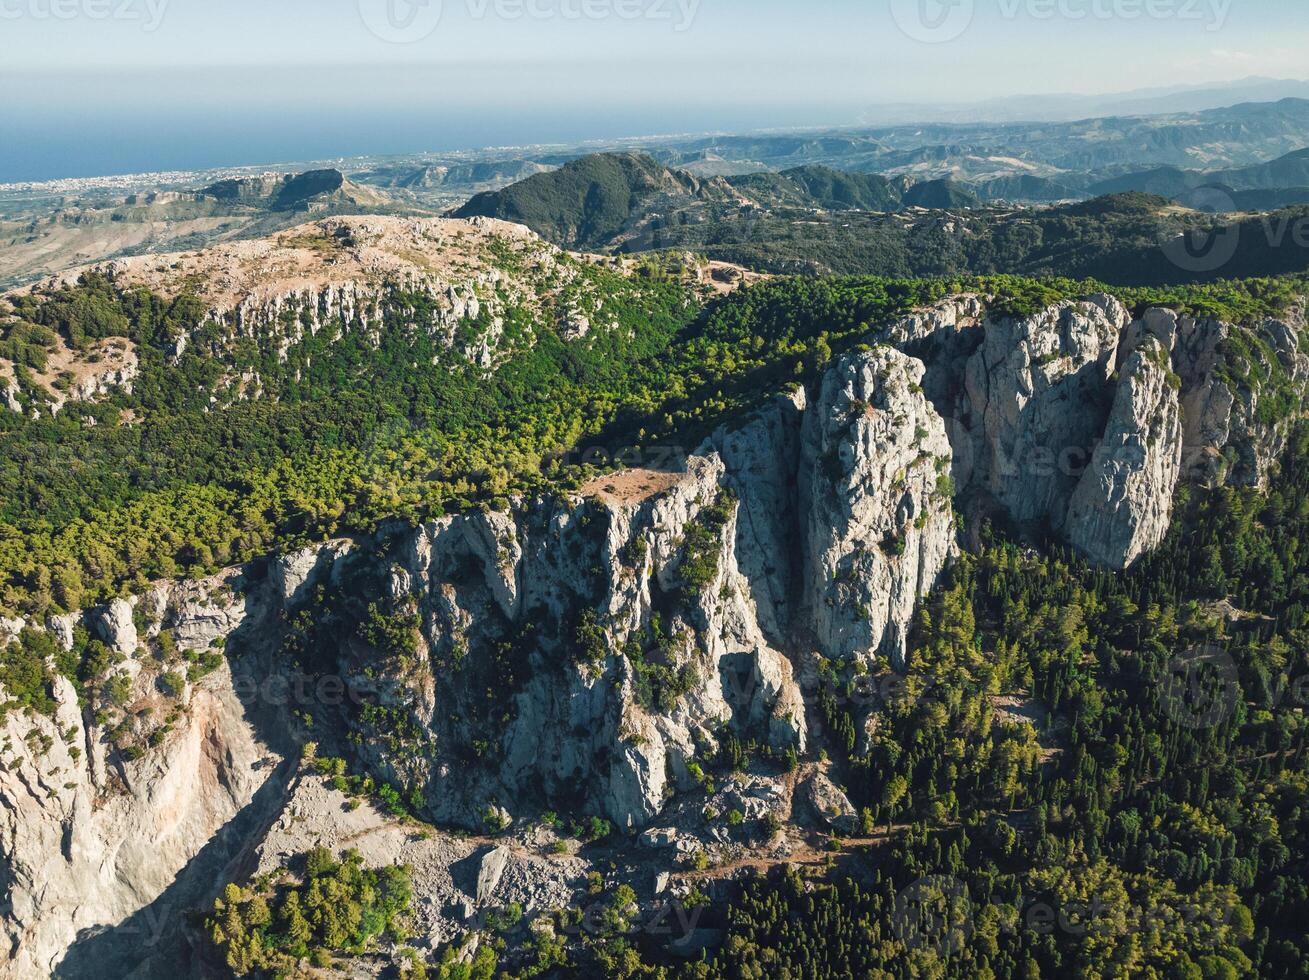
[642,98,1309,179]
[854,76,1309,125]
[1086,148,1309,209]
[194,168,391,211]
[5,95,1309,287]
[452,152,1309,286]
[398,97,1309,214]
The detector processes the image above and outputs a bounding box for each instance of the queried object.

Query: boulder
[94,598,138,657]
[476,846,511,906]
[802,773,858,835]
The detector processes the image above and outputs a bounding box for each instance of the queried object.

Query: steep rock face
[93,597,139,657]
[3,291,1306,976]
[271,540,353,607]
[709,389,808,648]
[939,297,1307,567]
[964,295,1130,526]
[1066,338,1184,570]
[0,568,288,978]
[0,664,280,979]
[802,346,956,669]
[1172,311,1309,488]
[374,427,813,832]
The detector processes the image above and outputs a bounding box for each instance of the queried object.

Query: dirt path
[676,824,912,883]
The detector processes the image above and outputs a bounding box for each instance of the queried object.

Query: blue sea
[0,101,835,184]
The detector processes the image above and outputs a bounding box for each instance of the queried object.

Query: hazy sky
[1,0,1306,179]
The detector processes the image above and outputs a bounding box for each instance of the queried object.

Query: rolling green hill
[1090,147,1309,202]
[453,154,988,250]
[454,152,735,247]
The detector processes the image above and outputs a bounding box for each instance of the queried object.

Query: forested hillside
[2,241,1302,627]
[604,426,1309,979]
[4,214,1309,979]
[452,155,1309,285]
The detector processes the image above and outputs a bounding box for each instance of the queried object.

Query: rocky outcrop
[0,337,138,417]
[802,346,956,669]
[930,296,1305,566]
[964,295,1129,526]
[271,540,353,607]
[802,772,858,834]
[1172,312,1309,488]
[61,341,138,406]
[247,774,584,953]
[93,597,138,656]
[0,664,282,979]
[1066,338,1184,570]
[3,290,1306,976]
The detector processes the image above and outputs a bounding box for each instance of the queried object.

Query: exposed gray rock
[249,775,584,953]
[271,540,352,606]
[94,597,138,656]
[45,613,78,652]
[0,615,24,647]
[1066,339,1184,570]
[802,772,858,834]
[802,345,956,669]
[964,295,1130,526]
[1171,309,1309,488]
[65,343,139,403]
[476,846,511,905]
[4,290,1306,977]
[0,663,280,978]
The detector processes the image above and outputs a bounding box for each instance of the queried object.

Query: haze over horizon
[2,0,1308,180]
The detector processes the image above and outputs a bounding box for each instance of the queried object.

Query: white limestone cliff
[3,291,1307,976]
[801,345,956,669]
[1066,338,1184,570]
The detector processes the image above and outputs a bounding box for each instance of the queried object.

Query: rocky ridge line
[0,291,1305,975]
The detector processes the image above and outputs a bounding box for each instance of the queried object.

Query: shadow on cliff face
[52,756,298,979]
[54,568,304,980]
